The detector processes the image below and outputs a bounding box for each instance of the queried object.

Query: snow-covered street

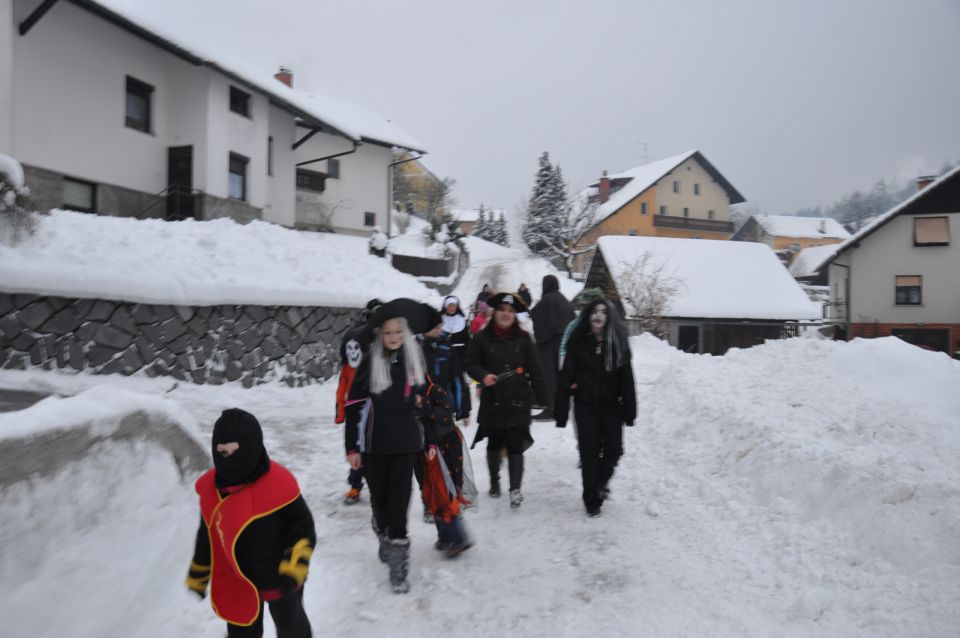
[2,332,958,637]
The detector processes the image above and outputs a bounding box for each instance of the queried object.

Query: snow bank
[0,153,25,190]
[637,334,960,632]
[0,210,439,307]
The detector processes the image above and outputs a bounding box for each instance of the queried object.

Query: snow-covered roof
[789,244,840,278]
[575,150,746,230]
[755,215,850,240]
[819,164,960,271]
[83,0,424,152]
[451,208,504,223]
[595,236,820,320]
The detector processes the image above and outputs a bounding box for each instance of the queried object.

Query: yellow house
[572,150,745,274]
[393,152,444,218]
[731,214,851,265]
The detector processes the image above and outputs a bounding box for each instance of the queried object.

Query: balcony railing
[653,215,734,233]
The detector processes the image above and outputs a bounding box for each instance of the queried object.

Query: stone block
[161,316,186,341]
[43,306,83,336]
[72,298,94,317]
[88,300,116,322]
[94,324,134,350]
[260,318,278,338]
[18,300,55,331]
[0,294,14,316]
[111,306,138,335]
[261,336,282,360]
[236,313,254,333]
[241,374,256,389]
[120,346,144,373]
[332,312,353,334]
[276,324,293,348]
[190,369,207,384]
[4,353,26,369]
[11,331,35,351]
[246,305,267,322]
[140,323,164,346]
[77,321,100,343]
[239,329,261,352]
[28,341,45,365]
[187,316,206,338]
[155,305,176,322]
[88,345,119,367]
[284,308,304,328]
[0,314,24,343]
[169,367,187,381]
[225,339,245,361]
[219,305,238,320]
[48,297,69,312]
[167,334,191,355]
[175,305,194,322]
[56,337,70,368]
[176,352,194,371]
[314,312,334,333]
[69,340,85,371]
[240,348,264,371]
[132,304,158,324]
[135,336,156,363]
[12,293,39,310]
[225,361,243,382]
[196,306,213,321]
[200,336,215,358]
[206,373,224,386]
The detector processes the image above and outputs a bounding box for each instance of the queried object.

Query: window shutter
[914,217,950,244]
[895,276,921,287]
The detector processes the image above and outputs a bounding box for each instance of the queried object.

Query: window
[267,137,273,176]
[228,153,248,201]
[914,216,950,246]
[327,158,340,179]
[125,76,153,132]
[895,275,922,305]
[641,202,648,215]
[789,242,801,252]
[364,212,376,226]
[708,210,715,220]
[628,230,637,236]
[63,177,96,212]
[229,86,251,117]
[694,183,701,196]
[659,205,667,215]
[296,169,325,192]
[672,180,679,193]
[683,207,690,217]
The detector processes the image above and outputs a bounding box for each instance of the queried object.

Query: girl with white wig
[345,306,430,594]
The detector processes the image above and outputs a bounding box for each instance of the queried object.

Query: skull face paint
[590,305,608,331]
[345,339,363,368]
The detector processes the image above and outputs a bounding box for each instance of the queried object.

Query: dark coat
[531,276,575,345]
[554,333,637,427]
[191,494,315,592]
[344,351,425,454]
[464,326,548,428]
[422,335,472,419]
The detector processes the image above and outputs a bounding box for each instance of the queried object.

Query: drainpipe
[387,152,423,237]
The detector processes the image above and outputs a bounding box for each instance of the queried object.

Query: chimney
[819,218,826,234]
[598,170,610,204]
[274,66,293,88]
[916,175,936,191]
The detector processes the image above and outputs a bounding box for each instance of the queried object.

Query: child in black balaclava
[186,408,316,637]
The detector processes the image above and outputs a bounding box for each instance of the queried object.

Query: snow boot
[508,453,524,509]
[509,489,523,509]
[486,450,502,497]
[385,538,411,594]
[436,516,473,558]
[343,486,362,505]
[423,503,435,525]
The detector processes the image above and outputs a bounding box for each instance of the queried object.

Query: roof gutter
[296,141,359,168]
[18,0,62,35]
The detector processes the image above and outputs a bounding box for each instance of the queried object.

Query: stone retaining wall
[0,292,360,386]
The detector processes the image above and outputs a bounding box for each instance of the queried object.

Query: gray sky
[120,0,960,216]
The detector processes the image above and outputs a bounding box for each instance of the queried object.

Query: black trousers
[226,587,311,638]
[363,452,418,539]
[574,402,624,509]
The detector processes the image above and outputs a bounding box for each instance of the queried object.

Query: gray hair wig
[369,317,426,394]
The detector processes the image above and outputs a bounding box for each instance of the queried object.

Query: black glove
[555,419,566,428]
[185,561,210,599]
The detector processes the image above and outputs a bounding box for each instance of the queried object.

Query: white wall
[294,131,392,233]
[0,0,13,155]
[264,105,296,227]
[831,212,960,323]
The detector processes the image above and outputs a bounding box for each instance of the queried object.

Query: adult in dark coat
[555,298,636,517]
[517,283,532,308]
[530,274,575,420]
[464,292,547,509]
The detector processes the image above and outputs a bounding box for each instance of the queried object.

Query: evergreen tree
[474,204,495,241]
[522,152,568,255]
[493,212,510,246]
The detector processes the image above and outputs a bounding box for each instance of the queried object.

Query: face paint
[590,305,608,330]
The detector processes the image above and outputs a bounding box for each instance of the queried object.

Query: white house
[819,167,960,355]
[0,0,424,233]
[584,235,820,354]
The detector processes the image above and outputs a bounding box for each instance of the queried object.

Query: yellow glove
[185,561,210,599]
[278,538,313,588]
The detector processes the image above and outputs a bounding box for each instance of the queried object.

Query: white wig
[369,317,426,395]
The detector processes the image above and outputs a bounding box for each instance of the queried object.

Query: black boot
[372,513,388,563]
[508,453,524,509]
[486,450,502,497]
[385,537,411,594]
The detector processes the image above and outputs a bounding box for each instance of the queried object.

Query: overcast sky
[117,0,960,216]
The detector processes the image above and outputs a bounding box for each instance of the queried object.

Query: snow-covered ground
[1,334,958,637]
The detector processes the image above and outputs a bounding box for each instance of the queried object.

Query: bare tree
[0,160,40,246]
[615,252,685,337]
[298,197,350,233]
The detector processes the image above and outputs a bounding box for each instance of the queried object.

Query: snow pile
[0,153,26,192]
[0,210,439,307]
[638,335,960,633]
